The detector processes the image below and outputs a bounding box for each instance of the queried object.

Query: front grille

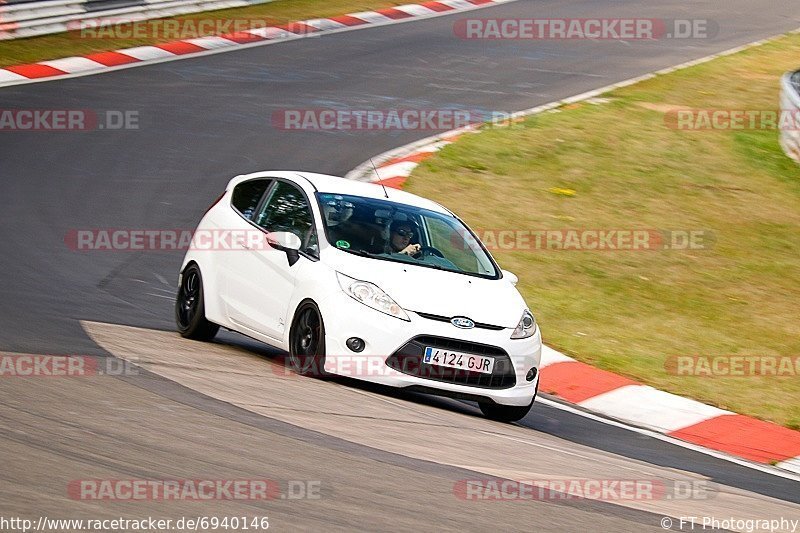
[414,312,505,331]
[386,335,516,390]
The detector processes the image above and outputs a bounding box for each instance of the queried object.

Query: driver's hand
[399,244,421,256]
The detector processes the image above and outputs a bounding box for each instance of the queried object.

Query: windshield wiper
[343,248,377,258]
[419,262,449,272]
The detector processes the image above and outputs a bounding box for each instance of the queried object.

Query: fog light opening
[526,367,538,382]
[346,337,365,353]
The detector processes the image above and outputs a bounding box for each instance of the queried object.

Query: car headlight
[337,272,410,321]
[511,310,537,339]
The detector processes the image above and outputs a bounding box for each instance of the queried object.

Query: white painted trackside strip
[347,11,395,24]
[776,457,800,474]
[373,161,419,180]
[380,140,452,161]
[437,0,475,9]
[117,46,176,61]
[539,345,576,368]
[246,27,295,39]
[393,4,440,16]
[39,57,105,73]
[408,143,448,154]
[303,18,347,31]
[376,139,452,163]
[0,70,29,82]
[578,385,732,433]
[184,36,238,50]
[245,26,275,38]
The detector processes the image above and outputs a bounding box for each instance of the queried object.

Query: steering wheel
[417,246,445,258]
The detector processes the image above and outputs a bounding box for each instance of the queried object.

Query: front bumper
[317,292,541,406]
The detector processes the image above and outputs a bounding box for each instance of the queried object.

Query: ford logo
[451,317,475,329]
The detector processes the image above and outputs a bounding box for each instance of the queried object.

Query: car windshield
[316,192,498,278]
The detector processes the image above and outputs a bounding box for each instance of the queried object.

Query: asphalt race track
[2,0,800,530]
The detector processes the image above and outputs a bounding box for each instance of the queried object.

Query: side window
[231,179,271,220]
[255,182,318,257]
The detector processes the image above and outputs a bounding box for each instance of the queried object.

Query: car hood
[327,251,526,328]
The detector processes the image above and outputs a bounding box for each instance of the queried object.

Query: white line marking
[426,83,508,95]
[537,397,800,482]
[480,430,652,473]
[776,457,800,474]
[519,67,607,78]
[146,293,175,300]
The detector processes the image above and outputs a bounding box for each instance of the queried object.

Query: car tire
[175,263,219,341]
[288,300,328,377]
[479,393,536,423]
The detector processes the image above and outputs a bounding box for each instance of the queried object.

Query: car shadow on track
[209,329,522,423]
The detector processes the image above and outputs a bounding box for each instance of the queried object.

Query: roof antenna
[370,158,390,198]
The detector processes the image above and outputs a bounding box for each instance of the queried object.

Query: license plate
[423,347,495,374]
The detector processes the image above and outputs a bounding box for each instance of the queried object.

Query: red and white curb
[345,33,800,475]
[0,0,514,87]
[536,347,800,472]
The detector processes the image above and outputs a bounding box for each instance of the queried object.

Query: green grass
[0,0,405,67]
[406,33,800,427]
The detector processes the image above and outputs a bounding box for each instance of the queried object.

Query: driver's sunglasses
[395,229,414,238]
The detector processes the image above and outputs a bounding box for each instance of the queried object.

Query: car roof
[227,171,452,215]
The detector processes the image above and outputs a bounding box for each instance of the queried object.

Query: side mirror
[267,231,302,266]
[502,270,518,286]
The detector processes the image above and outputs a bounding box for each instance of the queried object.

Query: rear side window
[231,179,271,220]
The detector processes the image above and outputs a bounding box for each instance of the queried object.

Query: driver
[387,219,421,256]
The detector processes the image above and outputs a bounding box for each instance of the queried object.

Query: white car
[175,171,541,422]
